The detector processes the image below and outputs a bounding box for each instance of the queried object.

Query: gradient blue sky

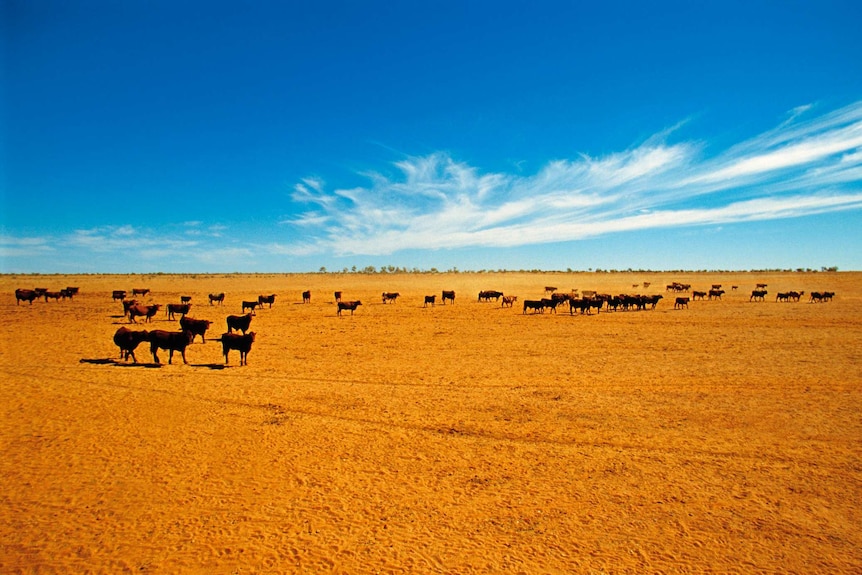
[3,1,862,273]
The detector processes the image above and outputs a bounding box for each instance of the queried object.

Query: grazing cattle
[334,291,343,302]
[441,290,455,305]
[166,303,192,320]
[544,286,557,294]
[642,282,651,288]
[112,290,127,301]
[692,290,707,300]
[179,316,212,343]
[423,295,436,307]
[226,313,253,334]
[113,327,150,363]
[302,290,311,304]
[501,295,518,308]
[208,293,225,306]
[43,291,65,302]
[221,332,256,366]
[128,304,161,323]
[148,330,193,365]
[337,300,362,316]
[478,290,504,302]
[180,296,192,304]
[258,294,276,308]
[132,288,150,296]
[674,297,690,309]
[708,289,725,300]
[750,289,768,302]
[523,300,545,314]
[14,289,38,305]
[242,300,259,314]
[382,292,400,304]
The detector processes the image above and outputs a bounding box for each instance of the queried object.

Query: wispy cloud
[286,101,862,255]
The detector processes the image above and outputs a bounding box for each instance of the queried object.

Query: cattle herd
[11,280,838,367]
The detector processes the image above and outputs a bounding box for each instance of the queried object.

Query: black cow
[112,290,127,301]
[209,293,225,306]
[226,313,253,334]
[113,327,150,363]
[708,289,725,300]
[15,289,39,305]
[478,290,504,302]
[523,300,545,314]
[148,330,194,364]
[221,332,256,366]
[258,294,276,308]
[441,290,455,305]
[674,297,690,309]
[167,303,192,320]
[180,316,212,343]
[337,300,362,316]
[242,300,259,314]
[423,295,436,307]
[334,291,343,302]
[750,289,768,302]
[302,290,311,304]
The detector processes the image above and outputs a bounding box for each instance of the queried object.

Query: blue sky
[3,1,861,273]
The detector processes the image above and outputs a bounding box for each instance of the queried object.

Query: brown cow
[167,303,192,320]
[113,327,150,363]
[221,332,256,365]
[112,290,127,301]
[337,300,362,316]
[382,292,400,303]
[226,313,253,334]
[43,291,65,302]
[302,290,311,303]
[209,293,225,305]
[334,291,343,302]
[674,297,690,309]
[128,304,161,323]
[179,316,212,343]
[148,330,193,364]
[501,295,518,308]
[132,288,150,296]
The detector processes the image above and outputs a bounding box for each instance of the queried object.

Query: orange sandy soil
[0,272,860,574]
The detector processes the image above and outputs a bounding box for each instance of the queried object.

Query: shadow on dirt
[79,358,162,368]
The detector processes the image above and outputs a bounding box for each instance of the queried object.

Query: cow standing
[148,330,194,364]
[337,300,362,316]
[226,313,253,334]
[113,327,150,363]
[180,316,212,343]
[221,332,256,365]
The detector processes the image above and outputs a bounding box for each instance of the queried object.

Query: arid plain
[0,272,860,574]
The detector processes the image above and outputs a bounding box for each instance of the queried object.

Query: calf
[128,304,161,323]
[226,313,253,334]
[221,332,256,366]
[423,295,436,307]
[441,290,455,305]
[337,300,362,316]
[258,294,276,308]
[179,316,212,343]
[302,290,311,303]
[113,327,150,363]
[382,292,400,304]
[209,292,225,305]
[167,303,192,320]
[501,295,518,308]
[148,330,194,364]
[674,297,690,309]
[242,300,259,314]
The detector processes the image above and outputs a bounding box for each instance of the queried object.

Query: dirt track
[1,272,860,574]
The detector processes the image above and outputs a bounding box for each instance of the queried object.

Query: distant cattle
[711,284,722,290]
[128,304,161,323]
[441,290,455,305]
[423,295,436,307]
[208,293,225,306]
[226,313,253,334]
[382,292,400,304]
[148,330,193,364]
[666,282,690,292]
[337,300,362,316]
[756,283,768,289]
[478,290,504,302]
[112,290,127,301]
[302,290,311,304]
[501,295,518,308]
[708,289,725,300]
[258,294,276,308]
[544,286,557,294]
[334,291,343,302]
[692,290,707,300]
[541,298,560,313]
[750,289,768,302]
[221,332,256,366]
[809,291,835,303]
[132,288,150,297]
[43,291,65,302]
[523,300,545,314]
[674,297,690,309]
[242,300,259,314]
[65,287,80,297]
[180,296,192,304]
[166,303,192,320]
[179,316,212,343]
[113,327,150,363]
[569,297,602,315]
[15,288,39,304]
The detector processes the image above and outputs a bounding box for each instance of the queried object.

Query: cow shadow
[79,358,162,368]
[191,363,232,370]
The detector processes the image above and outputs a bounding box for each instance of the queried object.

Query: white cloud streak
[284,101,862,256]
